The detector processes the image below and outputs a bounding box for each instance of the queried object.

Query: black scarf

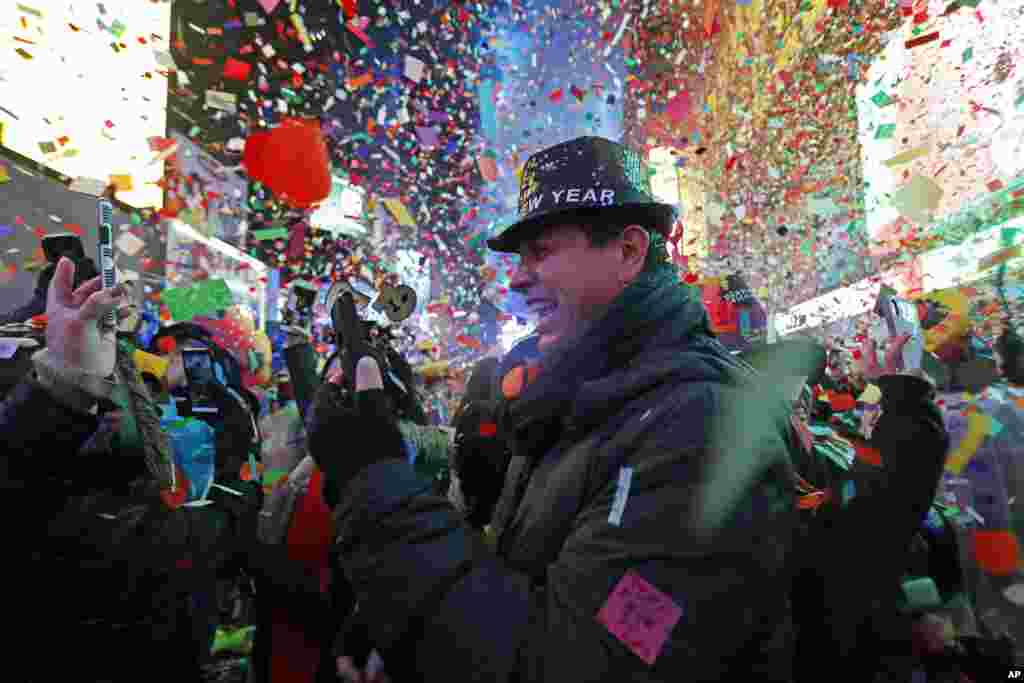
[506,266,711,452]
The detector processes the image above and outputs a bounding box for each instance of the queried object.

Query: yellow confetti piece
[133,350,169,380]
[883,145,931,168]
[382,197,416,228]
[945,411,992,475]
[109,174,133,192]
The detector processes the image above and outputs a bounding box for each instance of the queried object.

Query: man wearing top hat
[305,136,800,682]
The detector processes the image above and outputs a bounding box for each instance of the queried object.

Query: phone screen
[890,298,924,371]
[182,348,219,414]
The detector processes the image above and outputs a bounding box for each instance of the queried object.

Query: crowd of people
[1,137,1021,683]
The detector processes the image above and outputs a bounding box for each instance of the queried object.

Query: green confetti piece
[16,4,42,18]
[875,123,896,139]
[110,20,127,39]
[871,91,894,107]
[160,279,235,322]
[252,227,289,241]
[963,47,973,63]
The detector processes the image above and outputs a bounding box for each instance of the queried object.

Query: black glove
[307,373,408,509]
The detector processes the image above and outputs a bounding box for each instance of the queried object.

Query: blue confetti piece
[479,79,497,141]
[842,479,856,506]
[0,225,13,238]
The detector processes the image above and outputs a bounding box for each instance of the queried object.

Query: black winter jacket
[791,374,950,683]
[313,273,799,682]
[1,377,259,682]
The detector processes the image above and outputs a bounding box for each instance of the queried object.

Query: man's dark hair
[570,206,675,276]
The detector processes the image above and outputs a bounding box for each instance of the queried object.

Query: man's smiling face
[509,223,648,353]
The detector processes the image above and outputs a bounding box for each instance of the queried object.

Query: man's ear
[619,224,650,281]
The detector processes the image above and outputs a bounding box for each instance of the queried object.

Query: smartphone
[41,233,86,264]
[97,200,117,328]
[891,298,924,371]
[875,289,924,371]
[182,347,219,415]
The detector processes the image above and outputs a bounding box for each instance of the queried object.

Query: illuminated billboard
[0,2,171,209]
[776,219,1024,335]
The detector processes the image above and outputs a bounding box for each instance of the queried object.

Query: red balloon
[243,118,331,209]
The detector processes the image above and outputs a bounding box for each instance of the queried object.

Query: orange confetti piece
[798,489,831,511]
[348,71,373,90]
[240,462,264,482]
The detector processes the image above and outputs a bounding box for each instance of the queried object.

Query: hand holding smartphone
[874,288,924,372]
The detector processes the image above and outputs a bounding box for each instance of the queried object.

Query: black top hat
[487,136,678,253]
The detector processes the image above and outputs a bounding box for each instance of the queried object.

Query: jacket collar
[504,268,759,445]
[567,327,759,436]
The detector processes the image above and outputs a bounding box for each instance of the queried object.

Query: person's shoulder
[644,372,790,447]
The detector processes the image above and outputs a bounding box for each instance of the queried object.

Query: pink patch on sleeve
[595,571,683,665]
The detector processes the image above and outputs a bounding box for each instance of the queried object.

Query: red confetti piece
[905,31,939,49]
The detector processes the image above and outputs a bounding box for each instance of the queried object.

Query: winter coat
[315,268,799,682]
[1,371,260,682]
[790,373,950,683]
[248,342,341,683]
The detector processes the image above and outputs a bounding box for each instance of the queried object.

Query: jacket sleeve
[0,379,100,486]
[0,289,46,326]
[330,435,797,681]
[845,374,949,564]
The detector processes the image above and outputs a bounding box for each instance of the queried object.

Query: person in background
[790,333,951,683]
[0,245,99,327]
[247,325,342,683]
[308,136,799,682]
[0,257,260,682]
